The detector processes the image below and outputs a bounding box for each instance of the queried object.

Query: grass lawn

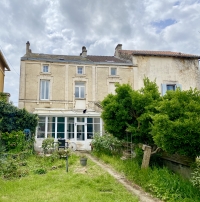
[0,153,139,202]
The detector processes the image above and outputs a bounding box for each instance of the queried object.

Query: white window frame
[110,67,117,76]
[77,66,84,75]
[75,82,85,99]
[40,80,50,100]
[42,65,49,73]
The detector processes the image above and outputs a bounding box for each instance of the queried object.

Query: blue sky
[0,0,200,106]
[152,19,177,32]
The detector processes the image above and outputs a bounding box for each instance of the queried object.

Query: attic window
[77,66,84,74]
[43,65,49,73]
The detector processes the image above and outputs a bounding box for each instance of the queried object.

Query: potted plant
[80,154,87,166]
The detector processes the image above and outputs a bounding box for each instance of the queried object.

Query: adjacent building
[115,44,200,95]
[0,50,10,101]
[19,42,200,151]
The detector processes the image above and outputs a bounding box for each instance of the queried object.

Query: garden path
[81,152,162,202]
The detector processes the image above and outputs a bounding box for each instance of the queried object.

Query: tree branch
[151,147,161,155]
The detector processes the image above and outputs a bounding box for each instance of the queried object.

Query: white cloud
[1,0,200,105]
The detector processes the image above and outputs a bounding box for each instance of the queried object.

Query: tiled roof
[22,53,91,62]
[119,50,200,59]
[86,55,129,63]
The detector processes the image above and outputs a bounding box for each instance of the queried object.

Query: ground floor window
[161,83,182,95]
[37,116,102,141]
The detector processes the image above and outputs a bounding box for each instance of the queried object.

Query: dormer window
[43,65,49,73]
[77,66,83,74]
[110,67,117,75]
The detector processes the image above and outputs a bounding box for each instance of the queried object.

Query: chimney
[26,41,32,54]
[80,46,87,57]
[114,44,122,57]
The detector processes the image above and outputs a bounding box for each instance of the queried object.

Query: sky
[1,0,200,106]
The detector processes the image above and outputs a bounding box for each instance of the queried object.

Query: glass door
[76,117,85,141]
[76,124,85,141]
[67,117,74,140]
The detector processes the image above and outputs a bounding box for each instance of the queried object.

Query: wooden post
[141,145,152,168]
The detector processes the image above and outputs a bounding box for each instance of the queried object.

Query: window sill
[108,75,120,78]
[39,100,51,102]
[75,74,86,77]
[75,98,86,100]
[40,72,52,75]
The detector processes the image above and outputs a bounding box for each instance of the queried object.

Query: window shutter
[176,84,182,91]
[161,84,167,96]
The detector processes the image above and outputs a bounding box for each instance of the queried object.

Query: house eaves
[0,50,10,71]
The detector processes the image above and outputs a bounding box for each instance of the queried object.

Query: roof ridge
[119,50,174,53]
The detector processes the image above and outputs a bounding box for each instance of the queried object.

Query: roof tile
[119,50,200,59]
[86,55,129,63]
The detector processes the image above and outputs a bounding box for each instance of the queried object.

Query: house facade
[19,42,200,151]
[19,42,133,151]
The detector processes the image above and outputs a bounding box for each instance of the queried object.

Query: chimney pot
[114,44,122,57]
[116,44,122,50]
[81,46,87,57]
[26,41,31,54]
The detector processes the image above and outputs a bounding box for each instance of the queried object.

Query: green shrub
[0,100,38,134]
[33,167,47,175]
[1,157,29,179]
[1,131,34,153]
[42,138,55,154]
[56,149,70,159]
[151,89,200,157]
[190,159,200,190]
[0,137,6,153]
[91,134,123,155]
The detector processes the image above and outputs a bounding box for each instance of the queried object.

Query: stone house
[19,42,200,151]
[19,42,133,151]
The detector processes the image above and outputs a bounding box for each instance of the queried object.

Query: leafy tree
[101,84,133,140]
[0,92,7,102]
[101,78,160,145]
[151,88,200,157]
[0,101,38,134]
